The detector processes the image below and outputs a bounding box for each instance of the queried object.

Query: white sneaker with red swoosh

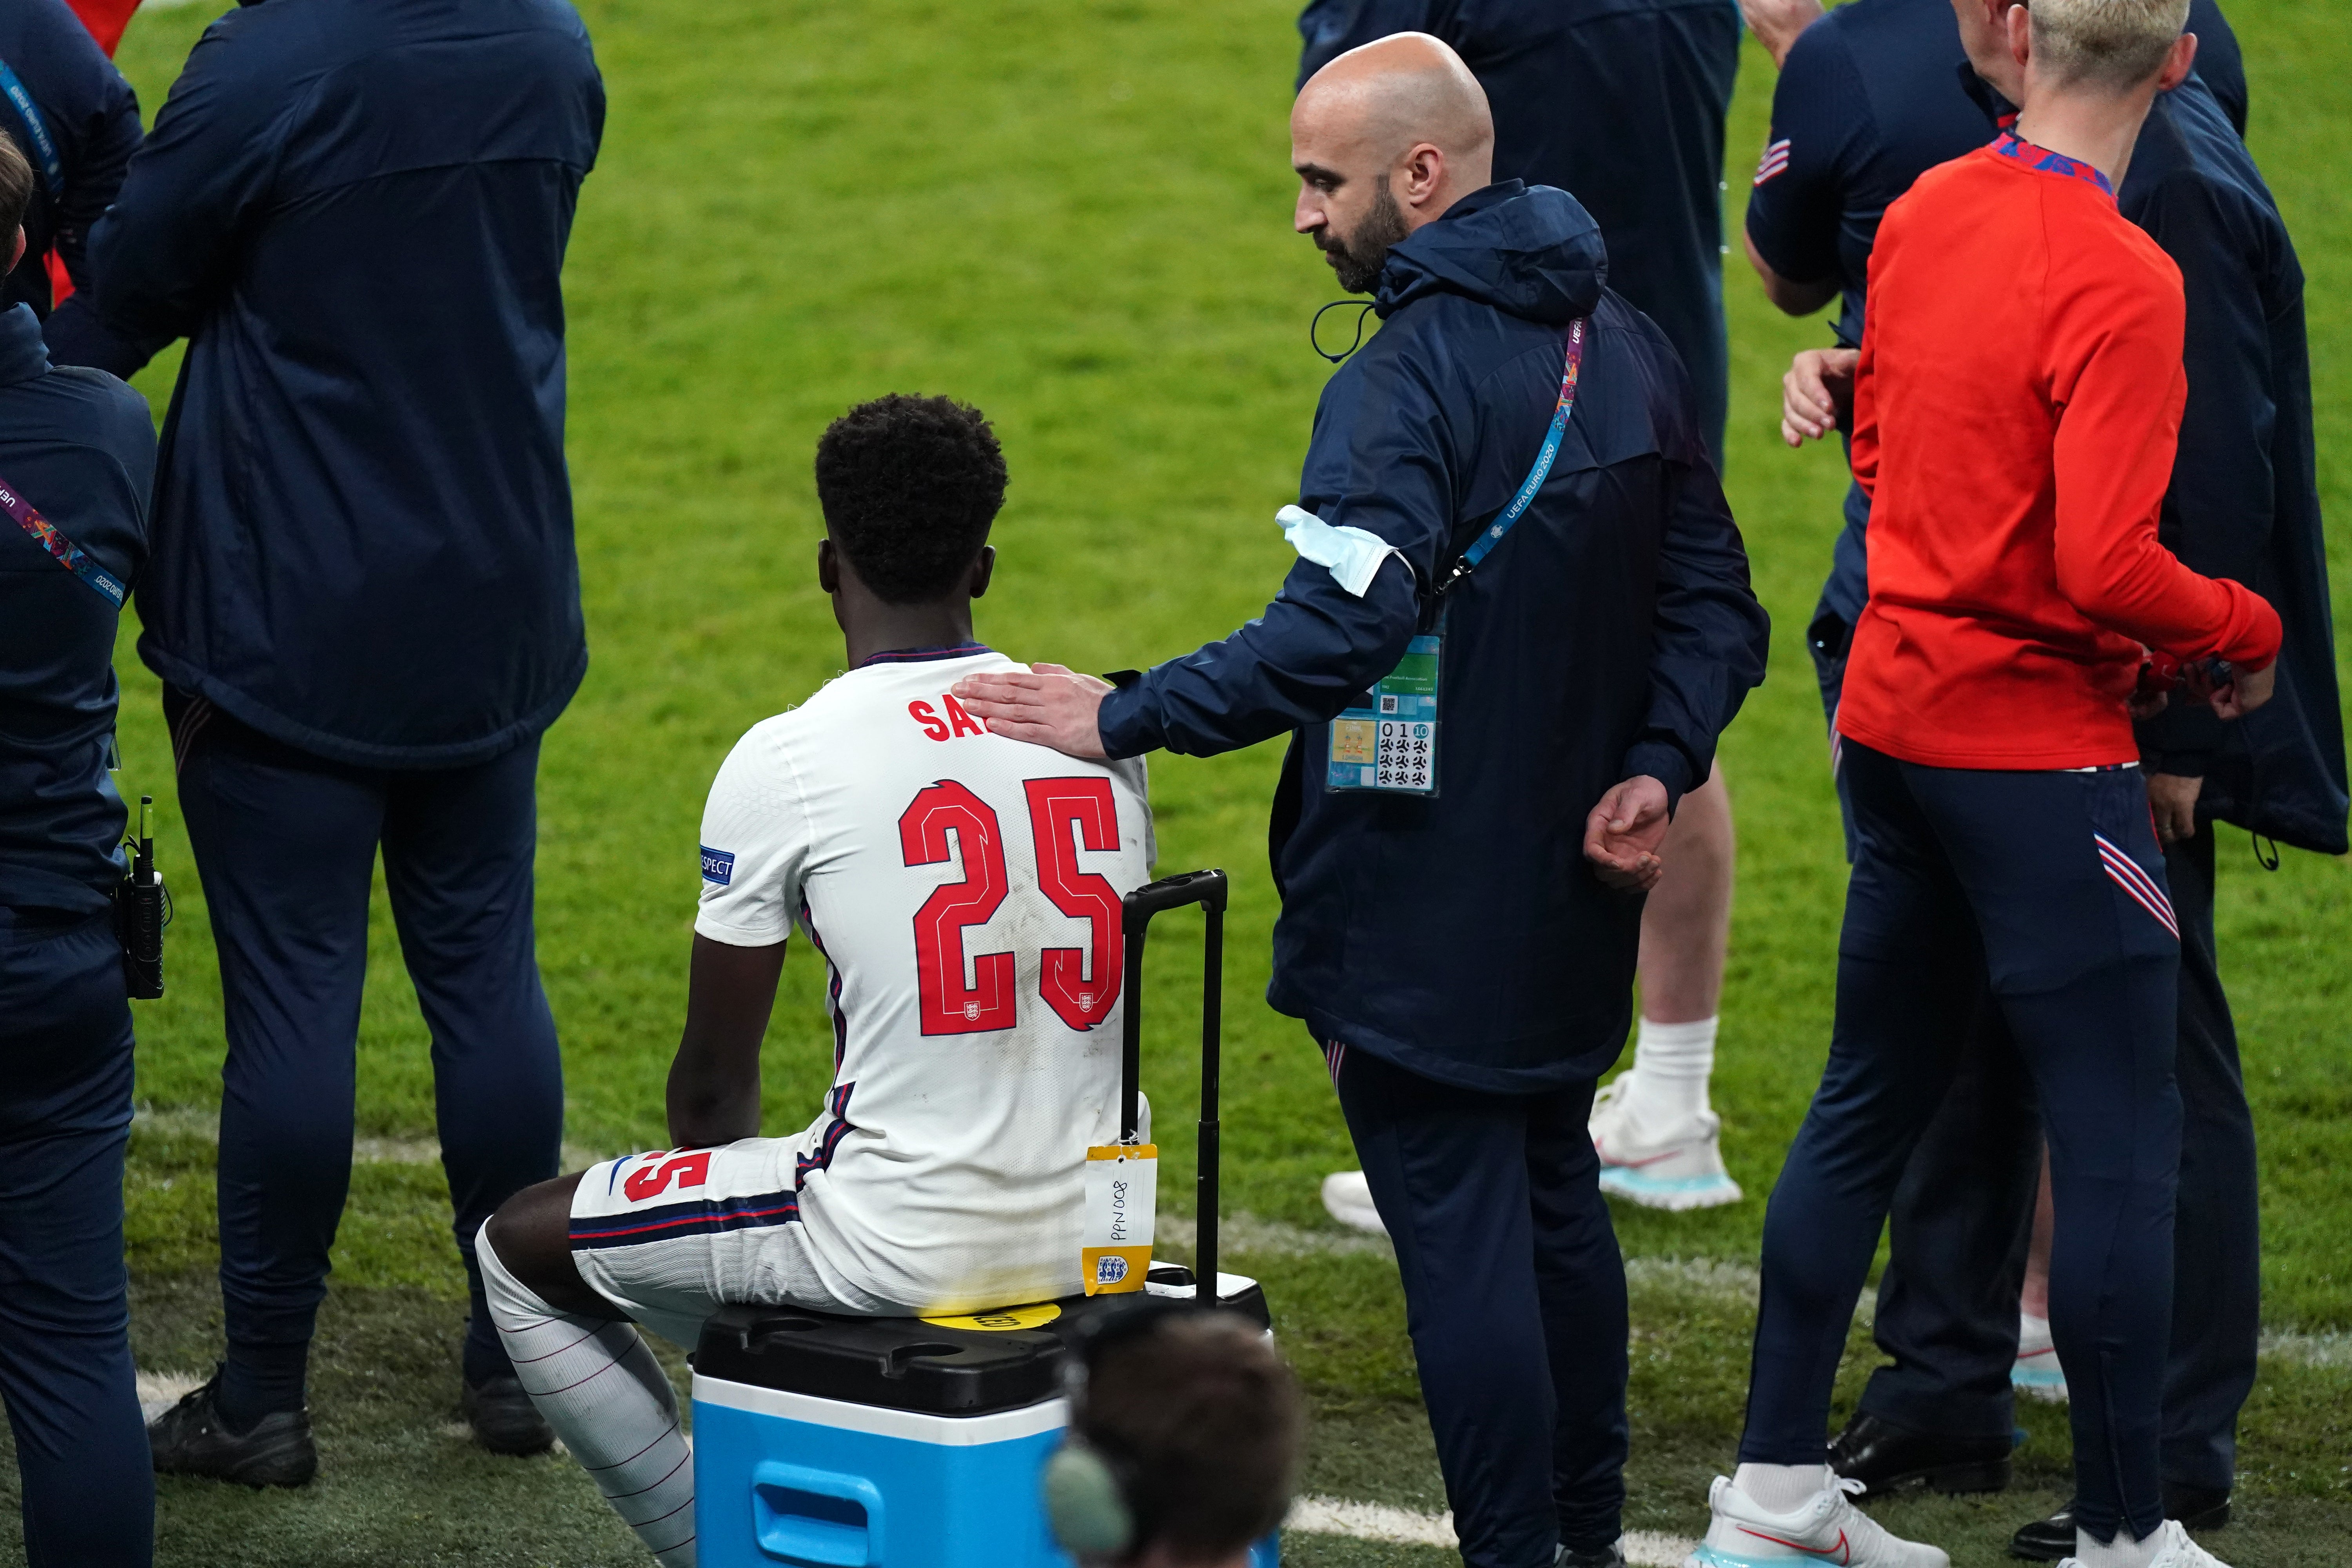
[2058,1518,2236,1568]
[1685,1475,1950,1568]
[1589,1080,1742,1210]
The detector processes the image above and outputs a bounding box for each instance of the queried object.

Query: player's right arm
[670,719,813,1146]
[667,935,788,1148]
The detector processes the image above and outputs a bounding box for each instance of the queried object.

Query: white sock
[2074,1526,2161,1568]
[478,1224,697,1567]
[1732,1461,1828,1514]
[1630,1015,1718,1122]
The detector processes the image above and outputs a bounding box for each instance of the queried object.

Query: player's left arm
[667,934,788,1148]
[2047,250,2279,677]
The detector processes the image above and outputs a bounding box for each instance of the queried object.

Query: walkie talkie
[120,794,166,1000]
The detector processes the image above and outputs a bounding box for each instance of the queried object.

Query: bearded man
[953,34,1769,1568]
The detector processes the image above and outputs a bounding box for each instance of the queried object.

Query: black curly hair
[815,394,1008,605]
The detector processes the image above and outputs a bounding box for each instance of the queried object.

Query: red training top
[1836,133,2281,771]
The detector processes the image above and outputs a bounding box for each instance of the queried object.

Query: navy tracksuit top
[0,0,149,377]
[90,0,605,769]
[1098,183,1771,1091]
[0,302,155,914]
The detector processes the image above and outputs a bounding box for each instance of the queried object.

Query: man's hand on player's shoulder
[1583,775,1671,892]
[951,662,1112,759]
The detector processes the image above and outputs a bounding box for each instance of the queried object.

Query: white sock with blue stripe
[479,1225,697,1567]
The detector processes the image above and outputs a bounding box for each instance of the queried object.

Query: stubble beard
[1321,178,1410,295]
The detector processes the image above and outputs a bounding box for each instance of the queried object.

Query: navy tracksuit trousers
[0,907,153,1566]
[1860,825,2259,1492]
[1331,1043,1627,1568]
[169,691,564,1415]
[1813,634,2261,1497]
[1740,741,2182,1545]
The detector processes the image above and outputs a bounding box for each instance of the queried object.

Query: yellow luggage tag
[1081,1142,1157,1295]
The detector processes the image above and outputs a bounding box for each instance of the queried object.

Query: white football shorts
[568,1142,893,1348]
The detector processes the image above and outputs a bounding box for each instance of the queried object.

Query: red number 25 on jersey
[898,776,1125,1037]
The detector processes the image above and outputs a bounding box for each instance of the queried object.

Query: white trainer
[1686,1475,1949,1568]
[1321,1169,1387,1235]
[2056,1519,2236,1568]
[2013,1310,2069,1402]
[1590,1076,1743,1210]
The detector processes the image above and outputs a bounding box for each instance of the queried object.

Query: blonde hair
[2029,0,2191,91]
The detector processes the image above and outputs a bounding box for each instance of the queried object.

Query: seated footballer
[477,394,1154,1568]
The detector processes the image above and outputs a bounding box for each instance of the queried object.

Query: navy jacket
[1299,0,1742,465]
[1098,183,1770,1090]
[0,0,148,376]
[0,302,154,913]
[2119,83,2346,854]
[91,0,604,768]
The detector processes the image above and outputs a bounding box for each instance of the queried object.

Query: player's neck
[2013,80,2158,189]
[840,601,978,668]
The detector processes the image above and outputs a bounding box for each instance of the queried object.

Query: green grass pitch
[8,0,2347,1563]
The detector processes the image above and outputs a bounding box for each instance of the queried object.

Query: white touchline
[1285,1495,1695,1566]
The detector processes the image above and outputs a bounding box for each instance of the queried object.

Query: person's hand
[951,663,1113,759]
[2147,772,2202,846]
[1740,0,1827,69]
[2207,659,2276,720]
[1782,347,1858,446]
[1583,775,1671,892]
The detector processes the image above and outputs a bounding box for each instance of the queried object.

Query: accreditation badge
[1325,633,1441,796]
[1081,1142,1157,1295]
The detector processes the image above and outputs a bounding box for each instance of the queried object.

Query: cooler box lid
[692,1267,1270,1417]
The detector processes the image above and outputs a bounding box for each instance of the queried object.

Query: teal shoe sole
[1597,1167,1744,1210]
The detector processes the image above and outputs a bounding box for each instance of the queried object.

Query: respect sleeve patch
[700,846,735,885]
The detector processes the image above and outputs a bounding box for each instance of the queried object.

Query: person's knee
[482,1172,604,1314]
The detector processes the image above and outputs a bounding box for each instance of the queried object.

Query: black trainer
[463,1375,555,1456]
[1829,1410,2012,1496]
[2007,1485,2232,1561]
[1556,1543,1626,1568]
[148,1368,317,1489]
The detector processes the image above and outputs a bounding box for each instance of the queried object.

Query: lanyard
[1,472,127,606]
[1436,316,1587,599]
[0,58,61,200]
[1324,316,1589,798]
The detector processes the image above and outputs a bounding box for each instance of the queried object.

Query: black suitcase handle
[1118,869,1227,1304]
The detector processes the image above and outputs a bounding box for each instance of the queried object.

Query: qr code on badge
[1373,720,1434,792]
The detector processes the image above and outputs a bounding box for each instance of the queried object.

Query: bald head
[1297,33,1494,172]
[1292,33,1496,294]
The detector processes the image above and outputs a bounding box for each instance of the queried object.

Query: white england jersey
[690,646,1154,1313]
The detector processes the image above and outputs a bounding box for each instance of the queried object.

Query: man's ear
[817,536,840,595]
[2004,2,2031,70]
[968,544,995,602]
[1394,142,1447,213]
[2155,31,2200,93]
[6,227,22,273]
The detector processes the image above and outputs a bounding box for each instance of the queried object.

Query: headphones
[1040,1297,1192,1562]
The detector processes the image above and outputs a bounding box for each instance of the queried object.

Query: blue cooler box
[692,1272,1275,1568]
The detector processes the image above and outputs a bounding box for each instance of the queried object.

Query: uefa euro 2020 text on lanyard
[1324,316,1586,799]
